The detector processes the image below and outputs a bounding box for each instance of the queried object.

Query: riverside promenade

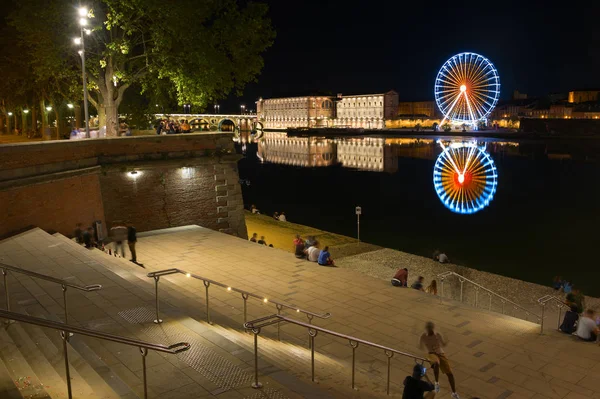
[130,225,600,398]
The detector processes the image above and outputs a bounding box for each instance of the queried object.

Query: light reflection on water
[240,132,600,295]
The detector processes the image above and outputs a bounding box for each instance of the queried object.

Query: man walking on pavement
[419,321,460,398]
[127,225,143,267]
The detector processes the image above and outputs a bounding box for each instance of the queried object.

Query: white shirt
[438,253,448,263]
[576,317,597,340]
[308,246,320,262]
[278,214,287,222]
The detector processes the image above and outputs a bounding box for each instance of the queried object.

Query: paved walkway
[130,226,600,399]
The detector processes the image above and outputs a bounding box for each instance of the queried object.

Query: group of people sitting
[555,280,599,342]
[155,119,191,135]
[249,233,273,247]
[293,235,334,266]
[391,268,438,295]
[248,205,288,222]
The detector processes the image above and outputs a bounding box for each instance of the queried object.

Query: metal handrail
[0,309,189,399]
[538,295,571,333]
[437,271,542,329]
[0,262,102,325]
[244,314,430,395]
[147,268,331,339]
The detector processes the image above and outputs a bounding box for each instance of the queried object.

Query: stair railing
[0,262,102,325]
[245,314,430,395]
[0,309,189,399]
[147,268,330,340]
[538,295,571,333]
[437,271,543,333]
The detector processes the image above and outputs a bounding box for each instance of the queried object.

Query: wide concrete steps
[0,228,330,398]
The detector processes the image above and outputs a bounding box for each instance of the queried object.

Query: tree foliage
[5,0,275,136]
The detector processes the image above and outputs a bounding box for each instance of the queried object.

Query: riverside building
[256,96,335,129]
[333,91,399,129]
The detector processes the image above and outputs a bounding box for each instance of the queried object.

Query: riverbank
[245,212,600,319]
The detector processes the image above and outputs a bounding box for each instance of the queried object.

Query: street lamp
[214,104,220,114]
[74,7,92,138]
[240,104,245,114]
[46,106,52,112]
[67,103,74,109]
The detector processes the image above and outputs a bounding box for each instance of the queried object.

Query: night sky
[231,0,600,110]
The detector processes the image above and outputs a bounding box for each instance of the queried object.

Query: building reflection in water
[257,132,525,172]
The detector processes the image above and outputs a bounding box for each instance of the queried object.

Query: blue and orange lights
[434,52,500,127]
[433,140,498,214]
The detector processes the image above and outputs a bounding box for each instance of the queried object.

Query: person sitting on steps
[403,363,435,399]
[318,246,334,266]
[392,268,408,287]
[411,276,425,291]
[575,309,599,342]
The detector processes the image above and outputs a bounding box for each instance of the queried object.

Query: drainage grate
[242,387,290,399]
[118,307,256,391]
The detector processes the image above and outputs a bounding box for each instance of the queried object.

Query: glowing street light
[23,109,29,114]
[67,103,74,109]
[46,106,52,112]
[214,104,220,114]
[240,104,246,114]
[74,7,92,138]
[7,112,12,116]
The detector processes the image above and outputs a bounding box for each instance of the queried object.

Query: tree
[9,0,275,137]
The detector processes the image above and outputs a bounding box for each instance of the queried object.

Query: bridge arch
[218,118,237,132]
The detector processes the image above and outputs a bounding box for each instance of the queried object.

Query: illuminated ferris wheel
[433,141,498,214]
[434,52,500,127]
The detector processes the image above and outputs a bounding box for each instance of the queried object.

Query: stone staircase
[0,226,596,399]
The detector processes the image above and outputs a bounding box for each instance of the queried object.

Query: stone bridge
[156,113,262,136]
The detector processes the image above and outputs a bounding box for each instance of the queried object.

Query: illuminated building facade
[334,91,398,129]
[255,96,335,129]
[335,137,397,172]
[568,90,600,104]
[397,101,442,118]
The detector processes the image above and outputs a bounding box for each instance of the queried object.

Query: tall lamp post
[240,104,246,115]
[74,7,91,138]
[214,104,220,114]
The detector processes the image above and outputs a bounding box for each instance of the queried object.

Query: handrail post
[251,328,263,389]
[140,347,148,399]
[385,350,394,395]
[309,328,318,382]
[540,303,545,334]
[2,269,9,312]
[203,281,212,324]
[557,305,563,330]
[307,314,314,349]
[61,330,72,399]
[350,340,359,390]
[62,285,68,324]
[488,292,492,310]
[474,287,479,308]
[439,278,444,303]
[242,293,249,325]
[501,300,505,314]
[153,276,162,324]
[459,278,464,302]
[276,304,283,341]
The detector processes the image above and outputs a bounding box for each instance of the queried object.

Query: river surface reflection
[238,132,600,295]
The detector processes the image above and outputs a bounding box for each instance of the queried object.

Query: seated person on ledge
[559,305,579,334]
[392,268,408,287]
[307,245,320,262]
[575,309,599,342]
[294,239,306,258]
[403,364,435,399]
[318,246,334,266]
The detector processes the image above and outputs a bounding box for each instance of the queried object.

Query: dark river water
[236,133,600,296]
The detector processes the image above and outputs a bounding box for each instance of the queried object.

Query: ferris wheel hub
[458,173,465,184]
[460,85,466,93]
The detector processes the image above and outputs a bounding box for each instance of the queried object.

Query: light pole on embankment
[74,7,92,139]
[355,206,361,244]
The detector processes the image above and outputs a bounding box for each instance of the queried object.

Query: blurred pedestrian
[426,280,438,295]
[127,225,139,265]
[110,222,128,257]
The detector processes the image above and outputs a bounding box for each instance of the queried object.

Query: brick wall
[0,134,248,240]
[0,173,105,239]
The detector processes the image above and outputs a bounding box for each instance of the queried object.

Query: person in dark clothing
[127,226,138,263]
[156,120,163,135]
[403,363,435,399]
[294,240,306,259]
[560,307,579,334]
[82,227,95,248]
[411,276,425,291]
[257,236,267,245]
[74,223,83,244]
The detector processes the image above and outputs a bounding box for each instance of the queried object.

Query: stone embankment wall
[0,134,247,240]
